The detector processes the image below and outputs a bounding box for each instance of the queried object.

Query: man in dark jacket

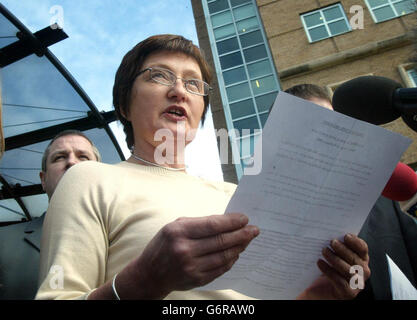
[285,84,417,299]
[0,130,101,299]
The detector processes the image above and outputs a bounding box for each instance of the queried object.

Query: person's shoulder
[0,221,28,233]
[65,160,121,177]
[0,220,30,244]
[198,177,237,196]
[56,161,124,190]
[220,180,237,193]
[68,160,114,170]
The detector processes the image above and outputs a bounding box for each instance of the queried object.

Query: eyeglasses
[137,67,211,96]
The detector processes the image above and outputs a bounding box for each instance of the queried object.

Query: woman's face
[126,51,205,151]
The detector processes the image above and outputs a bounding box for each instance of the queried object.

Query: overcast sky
[2,0,224,181]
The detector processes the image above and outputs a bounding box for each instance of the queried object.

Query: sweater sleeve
[36,161,110,300]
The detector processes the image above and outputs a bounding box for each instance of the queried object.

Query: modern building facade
[192,0,417,183]
[192,0,282,182]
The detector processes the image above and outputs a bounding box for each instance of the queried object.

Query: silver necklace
[131,152,187,171]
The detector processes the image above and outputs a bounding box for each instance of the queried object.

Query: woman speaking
[36,34,370,300]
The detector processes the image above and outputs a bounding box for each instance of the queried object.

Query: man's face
[40,135,97,200]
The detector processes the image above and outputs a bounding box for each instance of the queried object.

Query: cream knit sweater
[36,161,253,299]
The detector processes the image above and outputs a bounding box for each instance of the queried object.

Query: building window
[301,3,351,43]
[204,0,280,180]
[208,0,230,14]
[365,0,416,23]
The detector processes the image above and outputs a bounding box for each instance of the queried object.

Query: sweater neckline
[118,160,191,177]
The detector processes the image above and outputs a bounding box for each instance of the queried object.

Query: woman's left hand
[297,233,371,300]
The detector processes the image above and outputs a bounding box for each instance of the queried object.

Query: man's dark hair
[284,83,331,103]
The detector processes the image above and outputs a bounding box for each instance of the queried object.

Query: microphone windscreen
[382,162,417,201]
[332,76,402,124]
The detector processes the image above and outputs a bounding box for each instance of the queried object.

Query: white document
[386,254,417,300]
[204,92,412,299]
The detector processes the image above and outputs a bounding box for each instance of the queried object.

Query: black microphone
[332,76,417,131]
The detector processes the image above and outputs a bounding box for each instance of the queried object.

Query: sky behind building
[1,0,224,181]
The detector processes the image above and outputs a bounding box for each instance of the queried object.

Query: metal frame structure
[0,4,125,225]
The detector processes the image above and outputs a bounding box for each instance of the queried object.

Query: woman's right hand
[114,213,259,299]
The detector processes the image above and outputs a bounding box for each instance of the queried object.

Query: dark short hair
[284,83,331,103]
[41,130,101,172]
[112,34,213,149]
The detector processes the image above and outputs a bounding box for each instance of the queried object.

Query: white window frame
[365,0,416,23]
[398,63,417,87]
[301,3,352,43]
[407,69,417,87]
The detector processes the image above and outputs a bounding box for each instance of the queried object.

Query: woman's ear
[119,105,130,121]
